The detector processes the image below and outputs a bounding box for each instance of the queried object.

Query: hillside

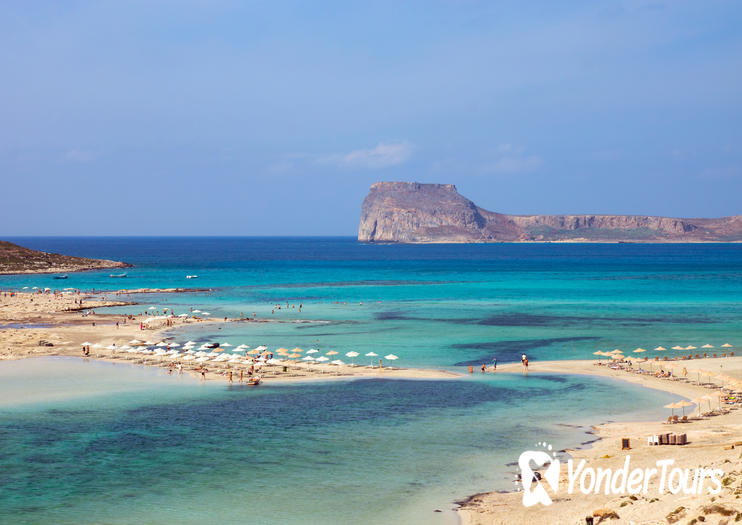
[0,240,131,275]
[358,182,742,243]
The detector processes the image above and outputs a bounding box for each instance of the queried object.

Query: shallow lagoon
[0,358,678,524]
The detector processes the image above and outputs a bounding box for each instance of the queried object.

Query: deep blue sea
[0,237,740,524]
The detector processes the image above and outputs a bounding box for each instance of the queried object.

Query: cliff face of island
[0,240,132,275]
[358,182,742,243]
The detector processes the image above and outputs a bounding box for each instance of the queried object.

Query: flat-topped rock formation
[358,182,742,243]
[0,240,131,275]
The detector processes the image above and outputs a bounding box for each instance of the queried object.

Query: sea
[1,237,740,524]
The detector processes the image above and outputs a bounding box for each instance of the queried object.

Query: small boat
[247,377,261,386]
[186,275,199,279]
[53,275,68,280]
[109,272,127,278]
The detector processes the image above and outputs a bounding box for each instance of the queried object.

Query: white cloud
[64,149,96,163]
[319,141,413,169]
[482,143,542,175]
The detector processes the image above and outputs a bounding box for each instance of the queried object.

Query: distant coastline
[0,240,131,275]
[358,182,742,244]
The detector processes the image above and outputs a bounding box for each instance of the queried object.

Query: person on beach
[228,370,233,383]
[523,357,529,374]
[492,357,497,370]
[239,369,244,383]
[481,363,486,373]
[468,365,473,373]
[201,368,207,380]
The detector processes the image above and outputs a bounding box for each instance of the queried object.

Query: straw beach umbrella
[721,343,733,348]
[633,348,647,353]
[701,344,714,349]
[654,346,667,351]
[326,350,338,356]
[675,400,693,417]
[671,346,684,350]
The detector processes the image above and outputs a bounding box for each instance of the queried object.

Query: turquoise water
[1,238,740,523]
[0,358,677,525]
[2,238,741,369]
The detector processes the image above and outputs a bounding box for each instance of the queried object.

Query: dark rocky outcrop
[0,240,132,275]
[358,182,742,243]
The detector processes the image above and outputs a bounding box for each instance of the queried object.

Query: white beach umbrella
[346,351,359,364]
[254,345,268,352]
[302,356,315,361]
[202,312,211,316]
[81,341,92,346]
[654,346,666,351]
[365,352,378,357]
[685,345,697,350]
[182,355,196,361]
[384,354,399,361]
[221,343,232,347]
[196,356,210,363]
[701,344,714,349]
[331,359,345,365]
[169,343,180,348]
[148,306,156,310]
[307,349,319,354]
[315,356,329,362]
[671,346,684,350]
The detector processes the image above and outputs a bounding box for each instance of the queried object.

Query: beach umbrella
[633,348,647,353]
[685,345,697,351]
[701,344,714,349]
[592,351,605,357]
[671,346,684,350]
[292,347,303,353]
[721,343,733,348]
[202,312,211,316]
[302,356,315,361]
[169,343,180,348]
[346,351,359,364]
[675,400,693,416]
[81,341,92,346]
[664,401,680,416]
[331,359,345,365]
[196,356,210,363]
[365,351,379,366]
[288,353,301,359]
[326,350,338,356]
[306,349,319,354]
[221,343,232,347]
[654,346,666,351]
[148,306,156,310]
[384,354,399,361]
[315,356,329,362]
[254,346,268,352]
[182,355,196,361]
[93,343,103,349]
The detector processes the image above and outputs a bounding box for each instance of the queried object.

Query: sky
[1,0,741,236]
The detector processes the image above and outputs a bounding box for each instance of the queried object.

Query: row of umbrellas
[85,339,400,365]
[665,391,730,417]
[594,342,734,359]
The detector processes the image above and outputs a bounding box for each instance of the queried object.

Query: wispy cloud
[481,144,542,175]
[319,141,413,169]
[63,149,96,163]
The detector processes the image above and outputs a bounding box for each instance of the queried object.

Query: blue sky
[1,0,741,235]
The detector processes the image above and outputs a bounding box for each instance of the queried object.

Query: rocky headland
[358,182,742,243]
[0,240,131,275]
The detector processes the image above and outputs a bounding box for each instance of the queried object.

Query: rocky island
[0,240,131,275]
[358,182,742,243]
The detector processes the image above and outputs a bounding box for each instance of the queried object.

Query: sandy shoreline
[0,290,458,384]
[3,289,741,523]
[459,359,742,524]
